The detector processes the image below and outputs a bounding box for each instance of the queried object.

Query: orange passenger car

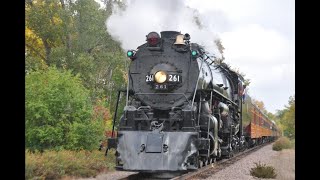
[242,97,280,146]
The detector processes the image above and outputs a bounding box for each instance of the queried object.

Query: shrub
[272,137,292,151]
[26,67,105,151]
[25,149,116,180]
[250,161,277,179]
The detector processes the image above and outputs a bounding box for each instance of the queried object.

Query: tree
[26,0,65,65]
[274,95,295,138]
[25,0,131,151]
[26,0,127,116]
[252,99,267,113]
[26,67,105,151]
[281,95,295,139]
[266,112,275,121]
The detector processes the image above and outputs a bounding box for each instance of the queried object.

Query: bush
[26,67,105,151]
[26,149,116,180]
[272,137,292,151]
[66,120,104,150]
[250,161,277,179]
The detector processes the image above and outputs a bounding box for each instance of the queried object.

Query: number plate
[145,74,181,83]
[146,74,154,83]
[168,74,181,83]
[154,84,168,90]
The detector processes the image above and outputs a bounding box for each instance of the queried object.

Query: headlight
[154,71,167,83]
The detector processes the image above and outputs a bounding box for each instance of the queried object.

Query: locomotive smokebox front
[128,31,200,110]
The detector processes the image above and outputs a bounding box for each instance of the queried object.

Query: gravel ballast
[205,143,295,180]
[76,143,294,180]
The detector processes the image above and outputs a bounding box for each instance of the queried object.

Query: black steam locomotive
[106,31,278,174]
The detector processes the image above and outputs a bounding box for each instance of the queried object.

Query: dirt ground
[269,148,295,180]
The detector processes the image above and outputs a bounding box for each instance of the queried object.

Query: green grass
[26,149,116,180]
[272,137,293,151]
[250,161,277,179]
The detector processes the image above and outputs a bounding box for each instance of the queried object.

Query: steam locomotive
[106,31,280,174]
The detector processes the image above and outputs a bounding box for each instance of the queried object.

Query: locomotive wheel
[227,151,234,159]
[204,159,208,166]
[198,160,203,168]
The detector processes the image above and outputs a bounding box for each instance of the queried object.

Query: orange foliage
[105,131,117,138]
[93,99,110,122]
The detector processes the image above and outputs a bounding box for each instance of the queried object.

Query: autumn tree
[26,0,66,65]
[26,0,127,107]
[25,0,128,150]
[252,98,268,114]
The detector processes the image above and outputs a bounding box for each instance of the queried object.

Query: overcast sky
[103,0,295,114]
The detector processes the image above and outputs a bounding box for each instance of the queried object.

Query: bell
[174,34,185,45]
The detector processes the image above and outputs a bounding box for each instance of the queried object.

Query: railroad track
[119,142,271,180]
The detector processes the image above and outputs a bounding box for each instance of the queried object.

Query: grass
[250,161,277,179]
[272,137,293,151]
[26,149,116,180]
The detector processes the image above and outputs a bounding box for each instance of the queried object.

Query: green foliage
[250,161,277,179]
[275,95,295,139]
[48,46,69,69]
[66,120,105,150]
[26,0,128,143]
[272,137,293,151]
[25,149,115,179]
[25,55,48,73]
[267,112,275,120]
[282,96,295,139]
[26,67,104,151]
[26,0,127,101]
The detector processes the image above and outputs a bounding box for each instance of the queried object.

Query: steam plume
[106,0,224,59]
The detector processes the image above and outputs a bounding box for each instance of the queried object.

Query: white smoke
[106,0,224,59]
[105,0,295,113]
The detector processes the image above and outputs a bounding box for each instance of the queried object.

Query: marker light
[154,71,167,83]
[127,51,133,57]
[127,50,136,60]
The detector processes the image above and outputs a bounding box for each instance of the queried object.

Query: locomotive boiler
[106,31,279,174]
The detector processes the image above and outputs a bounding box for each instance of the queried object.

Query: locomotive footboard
[113,131,199,172]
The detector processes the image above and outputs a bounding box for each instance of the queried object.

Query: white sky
[103,0,295,114]
[185,0,295,113]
